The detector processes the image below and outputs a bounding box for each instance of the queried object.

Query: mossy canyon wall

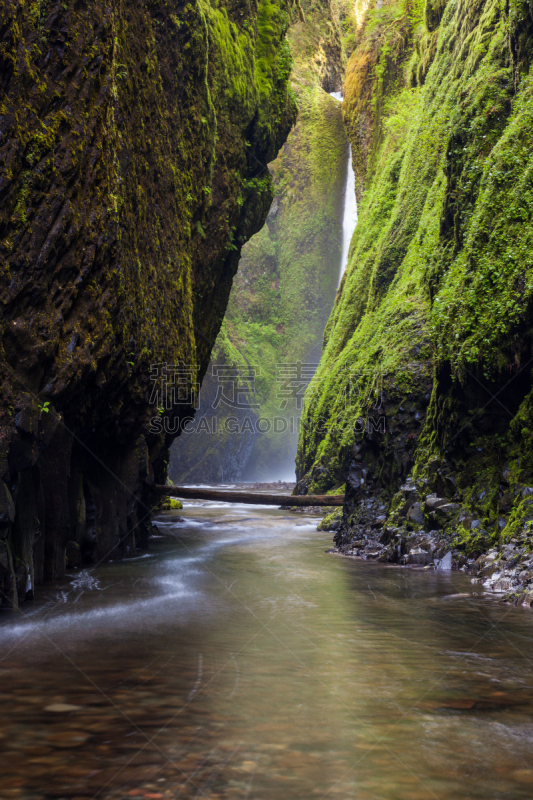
[0,0,297,603]
[297,0,533,579]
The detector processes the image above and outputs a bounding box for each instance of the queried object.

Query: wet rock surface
[292,0,533,618]
[331,477,477,574]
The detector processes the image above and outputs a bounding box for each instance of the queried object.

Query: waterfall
[330,92,358,286]
[339,146,358,285]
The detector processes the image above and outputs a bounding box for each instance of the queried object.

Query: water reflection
[1,498,533,798]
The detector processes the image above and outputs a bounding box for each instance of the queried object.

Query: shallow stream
[2,495,533,799]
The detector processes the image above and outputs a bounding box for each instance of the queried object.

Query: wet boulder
[435,503,462,516]
[424,495,447,511]
[407,502,424,525]
[521,589,533,607]
[473,550,500,578]
[347,465,367,490]
[435,551,452,571]
[408,546,432,566]
[389,480,421,522]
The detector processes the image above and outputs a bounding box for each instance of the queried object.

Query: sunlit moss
[298,0,533,544]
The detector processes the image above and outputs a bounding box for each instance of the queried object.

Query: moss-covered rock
[0,0,296,602]
[297,0,533,563]
[159,497,183,511]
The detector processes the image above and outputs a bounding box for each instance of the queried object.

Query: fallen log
[155,485,344,507]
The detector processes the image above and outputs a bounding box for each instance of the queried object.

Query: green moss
[317,507,343,530]
[424,0,449,31]
[159,497,183,510]
[298,0,533,547]
[0,0,297,397]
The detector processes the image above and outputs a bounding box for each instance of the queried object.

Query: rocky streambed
[323,478,533,609]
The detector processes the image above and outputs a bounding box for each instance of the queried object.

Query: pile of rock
[325,462,533,604]
[471,537,533,605]
[332,478,473,571]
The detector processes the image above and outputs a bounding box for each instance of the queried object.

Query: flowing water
[2,496,533,799]
[338,146,358,286]
[329,92,358,286]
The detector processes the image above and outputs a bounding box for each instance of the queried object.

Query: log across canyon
[157,486,344,507]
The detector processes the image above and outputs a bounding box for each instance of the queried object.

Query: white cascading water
[339,145,358,285]
[330,92,358,286]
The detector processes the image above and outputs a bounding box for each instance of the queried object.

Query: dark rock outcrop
[0,0,297,603]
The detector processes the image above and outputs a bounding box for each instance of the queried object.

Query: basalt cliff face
[0,0,296,603]
[297,0,533,599]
